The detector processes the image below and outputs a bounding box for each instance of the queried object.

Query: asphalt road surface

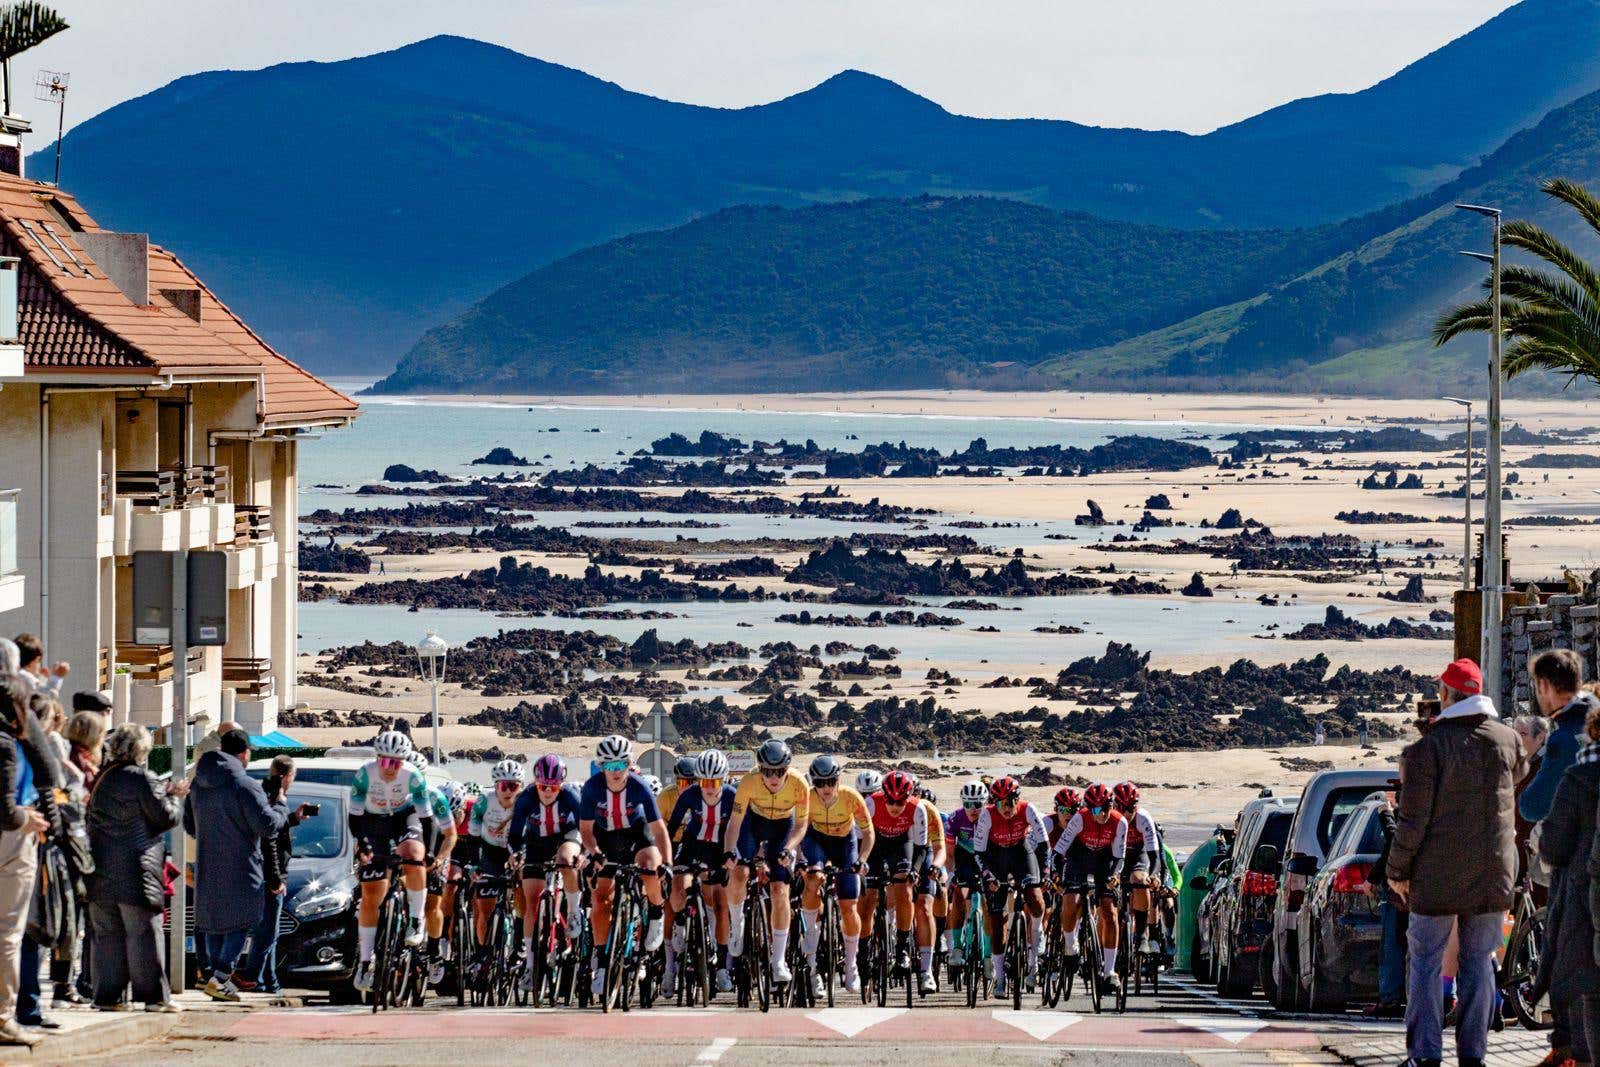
[85,970,1399,1066]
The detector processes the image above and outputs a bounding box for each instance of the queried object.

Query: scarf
[1575,741,1600,766]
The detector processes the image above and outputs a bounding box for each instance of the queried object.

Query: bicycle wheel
[529,890,553,1007]
[452,894,473,1007]
[1504,907,1551,1031]
[370,898,393,1013]
[1007,902,1025,1012]
[964,904,982,1008]
[1115,904,1130,1013]
[1082,909,1103,1015]
[822,893,839,1008]
[604,887,633,1013]
[691,898,713,1007]
[874,897,889,1008]
[751,892,772,1013]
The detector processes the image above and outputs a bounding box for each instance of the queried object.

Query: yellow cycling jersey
[659,784,685,841]
[808,784,871,838]
[732,769,809,820]
[922,799,945,853]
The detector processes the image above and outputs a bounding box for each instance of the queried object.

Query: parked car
[1201,794,1297,996]
[1266,768,1397,1011]
[272,780,362,997]
[1296,793,1387,1012]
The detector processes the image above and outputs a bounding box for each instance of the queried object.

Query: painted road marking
[805,1006,907,1037]
[695,1037,737,1062]
[992,1009,1084,1041]
[1179,1016,1270,1044]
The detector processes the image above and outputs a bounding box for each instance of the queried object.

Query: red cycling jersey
[1052,808,1128,860]
[866,793,928,841]
[974,800,1047,850]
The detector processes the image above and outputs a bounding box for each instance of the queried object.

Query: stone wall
[1504,570,1600,713]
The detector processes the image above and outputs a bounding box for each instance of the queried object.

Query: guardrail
[222,656,274,701]
[0,488,17,578]
[233,504,272,545]
[115,465,229,509]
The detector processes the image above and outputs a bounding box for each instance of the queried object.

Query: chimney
[77,232,150,305]
[160,288,202,323]
[0,114,29,178]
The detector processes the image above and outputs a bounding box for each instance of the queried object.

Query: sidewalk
[0,987,305,1064]
[1324,1026,1551,1067]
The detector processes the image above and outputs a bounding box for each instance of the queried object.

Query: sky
[18,0,1519,137]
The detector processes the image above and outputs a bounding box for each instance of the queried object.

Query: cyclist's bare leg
[591,876,616,946]
[1130,870,1151,943]
[398,838,427,891]
[520,877,545,939]
[636,845,665,905]
[770,856,792,933]
[949,884,968,934]
[801,869,824,912]
[890,878,913,934]
[858,885,878,940]
[358,879,386,928]
[425,890,445,939]
[472,888,495,943]
[1096,895,1118,949]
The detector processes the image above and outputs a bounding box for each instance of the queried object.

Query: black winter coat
[87,762,182,912]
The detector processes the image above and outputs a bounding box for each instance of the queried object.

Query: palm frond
[1541,177,1600,239]
[1501,220,1600,307]
[0,2,65,61]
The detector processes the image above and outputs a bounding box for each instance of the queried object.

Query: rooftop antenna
[33,67,63,184]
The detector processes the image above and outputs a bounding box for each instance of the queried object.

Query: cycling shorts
[476,843,511,899]
[594,825,652,868]
[521,832,579,874]
[952,851,981,889]
[865,832,915,884]
[980,843,1041,909]
[916,846,943,897]
[451,834,480,869]
[1121,850,1152,882]
[736,811,794,884]
[676,838,729,885]
[800,828,860,900]
[1060,843,1118,903]
[355,812,422,882]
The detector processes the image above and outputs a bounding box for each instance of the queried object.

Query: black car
[1296,794,1387,1012]
[271,781,361,997]
[1205,795,1296,997]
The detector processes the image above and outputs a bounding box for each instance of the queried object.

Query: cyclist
[859,770,927,988]
[800,754,875,996]
[724,739,810,985]
[971,775,1047,998]
[914,786,947,995]
[666,748,738,995]
[1046,787,1081,852]
[508,754,583,992]
[440,781,479,978]
[1052,782,1128,995]
[348,731,435,993]
[659,756,697,836]
[641,772,663,798]
[579,734,672,999]
[1113,782,1164,961]
[943,780,987,982]
[466,758,526,976]
[403,750,459,985]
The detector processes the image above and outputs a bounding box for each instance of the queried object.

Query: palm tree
[1433,177,1600,390]
[0,2,66,116]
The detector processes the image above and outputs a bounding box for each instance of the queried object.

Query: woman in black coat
[1544,718,1600,1066]
[85,723,188,1011]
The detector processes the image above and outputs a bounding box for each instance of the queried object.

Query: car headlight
[293,885,352,921]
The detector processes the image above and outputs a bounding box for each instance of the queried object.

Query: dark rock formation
[470,447,532,466]
[384,463,453,483]
[1181,572,1214,597]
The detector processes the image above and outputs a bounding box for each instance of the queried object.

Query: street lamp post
[1457,203,1504,704]
[1443,396,1473,589]
[415,630,448,763]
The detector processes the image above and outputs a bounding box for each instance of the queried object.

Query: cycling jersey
[578,772,662,832]
[426,785,452,824]
[1124,807,1159,856]
[1046,812,1071,851]
[731,770,809,821]
[658,783,686,842]
[972,801,1048,852]
[1052,809,1128,860]
[507,784,582,852]
[471,790,520,849]
[921,799,945,856]
[349,762,430,819]
[669,784,737,847]
[944,807,980,854]
[808,784,871,838]
[865,793,929,844]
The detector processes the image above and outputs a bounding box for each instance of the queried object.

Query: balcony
[0,257,20,379]
[117,643,210,728]
[113,466,234,555]
[0,488,20,615]
[225,504,278,587]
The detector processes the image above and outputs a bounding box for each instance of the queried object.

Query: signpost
[636,701,681,779]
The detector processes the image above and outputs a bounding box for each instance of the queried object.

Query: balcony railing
[115,465,229,510]
[116,644,203,683]
[233,504,272,545]
[0,488,16,578]
[223,657,274,702]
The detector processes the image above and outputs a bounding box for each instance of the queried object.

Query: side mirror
[1189,875,1209,891]
[1251,844,1280,872]
[1214,859,1232,878]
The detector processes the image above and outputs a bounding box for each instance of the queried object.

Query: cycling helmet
[373,730,412,759]
[440,780,467,815]
[1054,787,1081,812]
[641,773,663,796]
[695,749,729,779]
[596,734,633,763]
[532,754,567,785]
[1113,781,1139,809]
[959,780,988,805]
[491,759,525,784]
[855,769,883,795]
[1084,783,1113,809]
[881,770,915,804]
[756,738,792,770]
[989,776,1020,803]
[808,754,842,783]
[463,781,483,800]
[675,755,698,781]
[404,750,429,772]
[915,786,937,803]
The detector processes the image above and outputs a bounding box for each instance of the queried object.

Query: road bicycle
[369,854,428,1012]
[1037,880,1068,1008]
[670,860,717,1007]
[600,862,659,1013]
[470,870,521,1007]
[1058,879,1104,1014]
[733,853,774,1012]
[952,878,990,1008]
[526,859,583,1008]
[812,862,847,1008]
[860,867,915,1009]
[1501,855,1551,1031]
[784,878,818,1009]
[447,860,478,1006]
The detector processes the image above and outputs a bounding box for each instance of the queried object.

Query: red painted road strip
[227,1009,1323,1049]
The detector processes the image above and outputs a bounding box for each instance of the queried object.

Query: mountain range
[37,0,1600,385]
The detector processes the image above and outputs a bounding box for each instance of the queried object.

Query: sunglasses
[601,760,630,772]
[812,778,837,789]
[761,770,786,780]
[997,796,1018,806]
[377,757,402,771]
[1055,803,1075,813]
[699,778,724,790]
[1089,805,1108,816]
[962,802,983,812]
[496,781,520,792]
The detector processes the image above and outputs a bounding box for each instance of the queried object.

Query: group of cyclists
[343,727,1179,1008]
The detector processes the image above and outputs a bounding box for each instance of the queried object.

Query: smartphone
[301,802,321,816]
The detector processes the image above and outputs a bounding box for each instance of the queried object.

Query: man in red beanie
[1387,657,1525,1067]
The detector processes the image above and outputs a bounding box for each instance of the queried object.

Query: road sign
[640,746,675,780]
[727,749,757,775]
[637,700,681,744]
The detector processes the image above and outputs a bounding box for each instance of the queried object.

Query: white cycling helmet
[695,749,729,779]
[373,731,412,759]
[855,769,883,796]
[959,780,989,805]
[405,750,429,772]
[596,734,633,763]
[641,773,662,796]
[440,780,467,814]
[491,758,526,784]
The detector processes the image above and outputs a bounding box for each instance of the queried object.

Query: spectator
[50,711,104,1009]
[14,692,67,1033]
[9,636,66,699]
[237,756,308,994]
[1364,791,1403,1018]
[85,724,186,1012]
[0,677,49,1048]
[1518,649,1597,825]
[63,713,104,796]
[70,691,113,727]
[1387,658,1525,1067]
[1540,704,1600,1067]
[182,728,284,1002]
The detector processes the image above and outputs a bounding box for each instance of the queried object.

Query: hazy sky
[20,0,1518,136]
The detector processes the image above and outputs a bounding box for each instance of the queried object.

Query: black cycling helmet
[809,754,841,783]
[674,755,698,781]
[756,738,792,770]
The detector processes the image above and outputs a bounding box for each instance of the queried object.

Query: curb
[0,1014,179,1065]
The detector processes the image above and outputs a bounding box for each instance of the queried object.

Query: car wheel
[1306,930,1346,1014]
[1258,941,1278,1005]
[1221,951,1254,998]
[1191,933,1211,983]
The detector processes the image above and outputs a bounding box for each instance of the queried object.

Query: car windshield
[1319,786,1383,853]
[1250,812,1293,872]
[286,791,344,859]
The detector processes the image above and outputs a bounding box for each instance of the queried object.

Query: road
[85,971,1401,1066]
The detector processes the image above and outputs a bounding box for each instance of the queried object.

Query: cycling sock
[717,943,730,970]
[565,891,582,925]
[992,953,1005,982]
[843,935,859,974]
[664,942,677,973]
[1064,929,1079,956]
[358,925,376,963]
[728,908,746,956]
[1028,917,1043,963]
[406,887,427,924]
[801,909,821,959]
[942,928,953,952]
[1102,947,1116,977]
[647,903,663,920]
[523,935,534,960]
[770,927,789,964]
[919,947,933,974]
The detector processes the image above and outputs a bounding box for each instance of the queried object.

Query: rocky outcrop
[1283,605,1450,641]
[470,447,532,466]
[1181,572,1214,597]
[384,463,453,483]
